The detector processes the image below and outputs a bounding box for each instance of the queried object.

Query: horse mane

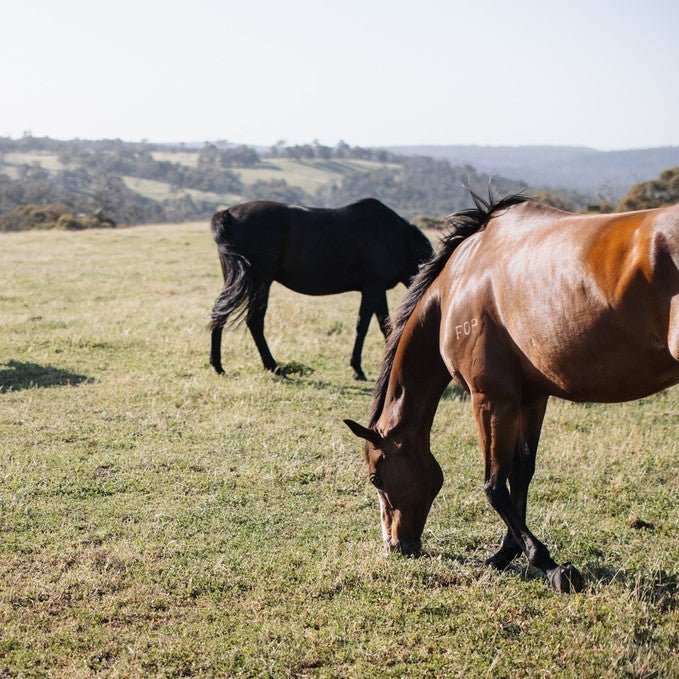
[369,190,530,427]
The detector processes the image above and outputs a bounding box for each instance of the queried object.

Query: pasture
[1,222,677,676]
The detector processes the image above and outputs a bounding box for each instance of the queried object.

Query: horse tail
[209,210,258,374]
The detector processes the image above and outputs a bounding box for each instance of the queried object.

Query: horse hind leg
[246,282,278,373]
[210,326,225,374]
[473,393,583,593]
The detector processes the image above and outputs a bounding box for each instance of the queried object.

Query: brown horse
[345,193,679,593]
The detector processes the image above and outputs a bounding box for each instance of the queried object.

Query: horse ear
[343,419,382,446]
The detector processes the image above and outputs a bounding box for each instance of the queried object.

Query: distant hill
[384,145,679,198]
[0,136,553,228]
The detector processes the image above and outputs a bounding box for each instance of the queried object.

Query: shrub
[0,203,116,231]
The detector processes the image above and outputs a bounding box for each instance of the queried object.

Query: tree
[245,179,312,204]
[530,190,576,211]
[617,167,679,211]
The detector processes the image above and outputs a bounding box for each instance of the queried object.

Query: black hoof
[353,371,367,381]
[547,563,583,593]
[211,364,225,375]
[485,547,520,571]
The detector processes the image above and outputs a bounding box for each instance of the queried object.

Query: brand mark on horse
[455,318,478,340]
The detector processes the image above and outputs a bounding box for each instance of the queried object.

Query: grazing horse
[209,198,432,379]
[345,193,679,592]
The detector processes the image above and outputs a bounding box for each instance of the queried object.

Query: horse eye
[369,473,382,489]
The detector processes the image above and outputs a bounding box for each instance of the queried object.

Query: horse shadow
[0,360,93,393]
[272,361,315,377]
[441,382,470,401]
[285,374,374,398]
[426,550,677,601]
[584,565,677,608]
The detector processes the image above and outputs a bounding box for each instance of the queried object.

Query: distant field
[151,151,200,168]
[0,223,677,676]
[130,157,399,207]
[148,153,398,193]
[0,151,397,210]
[2,152,63,172]
[121,176,241,207]
[236,158,398,194]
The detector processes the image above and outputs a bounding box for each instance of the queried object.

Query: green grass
[0,223,677,676]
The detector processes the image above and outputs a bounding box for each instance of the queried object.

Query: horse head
[344,419,443,556]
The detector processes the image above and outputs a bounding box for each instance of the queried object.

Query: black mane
[369,191,529,427]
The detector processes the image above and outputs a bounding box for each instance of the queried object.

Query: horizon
[3,0,678,150]
[5,133,679,155]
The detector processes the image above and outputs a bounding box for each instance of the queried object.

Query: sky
[3,0,678,150]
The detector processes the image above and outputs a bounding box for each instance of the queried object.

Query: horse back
[218,199,425,294]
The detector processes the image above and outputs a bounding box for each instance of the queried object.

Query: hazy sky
[3,0,678,149]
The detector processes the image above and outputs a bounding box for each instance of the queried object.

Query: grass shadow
[295,376,374,397]
[585,565,677,608]
[421,549,472,565]
[0,360,93,393]
[441,382,470,401]
[274,361,315,377]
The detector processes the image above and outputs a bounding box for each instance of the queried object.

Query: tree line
[1,136,675,231]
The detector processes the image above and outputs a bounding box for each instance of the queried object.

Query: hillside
[0,137,577,229]
[386,145,679,197]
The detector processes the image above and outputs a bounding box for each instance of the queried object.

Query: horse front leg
[473,393,583,593]
[374,291,390,339]
[350,290,380,380]
[486,397,548,571]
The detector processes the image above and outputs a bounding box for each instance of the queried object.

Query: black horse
[209,198,433,379]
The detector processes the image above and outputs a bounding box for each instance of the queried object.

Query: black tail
[209,211,259,374]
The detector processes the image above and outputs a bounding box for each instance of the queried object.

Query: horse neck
[377,287,450,448]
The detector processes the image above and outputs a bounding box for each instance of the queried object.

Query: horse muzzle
[388,538,422,558]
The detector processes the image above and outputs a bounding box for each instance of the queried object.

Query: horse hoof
[485,549,518,571]
[353,372,367,381]
[547,563,583,593]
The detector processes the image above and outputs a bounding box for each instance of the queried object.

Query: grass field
[1,223,677,677]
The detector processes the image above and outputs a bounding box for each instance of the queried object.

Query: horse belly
[515,311,679,403]
[276,255,360,295]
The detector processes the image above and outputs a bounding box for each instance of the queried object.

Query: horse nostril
[369,473,381,488]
